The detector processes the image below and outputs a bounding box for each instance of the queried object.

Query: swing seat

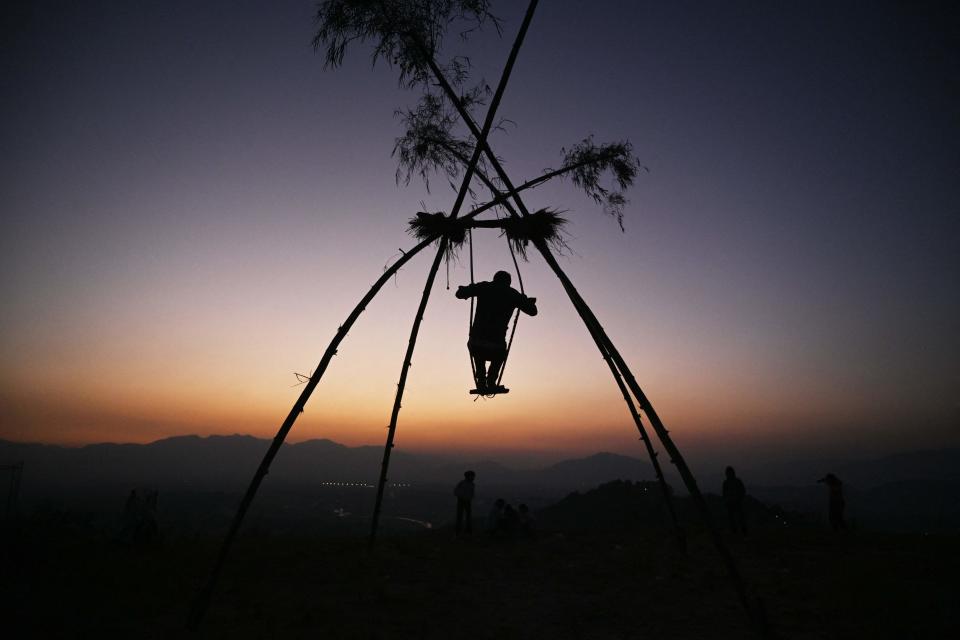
[469,385,510,396]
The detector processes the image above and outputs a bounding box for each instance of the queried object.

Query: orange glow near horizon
[4,281,952,463]
[3,1,957,465]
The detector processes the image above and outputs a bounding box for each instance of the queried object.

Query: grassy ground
[3,521,957,639]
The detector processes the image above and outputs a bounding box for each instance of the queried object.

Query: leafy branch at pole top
[313,1,644,237]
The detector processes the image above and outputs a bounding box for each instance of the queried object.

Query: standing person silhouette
[453,470,476,537]
[819,473,847,531]
[722,466,748,535]
[456,270,537,392]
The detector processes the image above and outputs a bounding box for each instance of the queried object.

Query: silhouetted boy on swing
[456,270,538,393]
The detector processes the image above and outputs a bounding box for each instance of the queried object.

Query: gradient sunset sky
[2,1,957,466]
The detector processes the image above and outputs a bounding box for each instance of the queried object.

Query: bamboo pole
[191,0,625,620]
[420,153,612,227]
[369,0,539,544]
[369,238,447,545]
[600,348,686,551]
[186,232,439,629]
[436,138,633,214]
[536,238,767,629]
[447,162,684,545]
[439,147,691,551]
[468,193,685,547]
[421,50,765,633]
[431,157,687,546]
[185,168,571,627]
[443,0,538,226]
[186,200,549,630]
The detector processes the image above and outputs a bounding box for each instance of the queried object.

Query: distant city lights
[318,481,411,488]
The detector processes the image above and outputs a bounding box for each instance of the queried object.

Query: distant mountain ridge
[0,435,651,497]
[833,448,960,487]
[3,436,958,532]
[2,435,957,501]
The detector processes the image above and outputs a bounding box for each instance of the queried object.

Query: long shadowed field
[3,519,957,639]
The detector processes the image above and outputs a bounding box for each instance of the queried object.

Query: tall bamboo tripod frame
[187,1,769,635]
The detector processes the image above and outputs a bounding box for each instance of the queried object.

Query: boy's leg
[486,356,504,387]
[472,355,487,388]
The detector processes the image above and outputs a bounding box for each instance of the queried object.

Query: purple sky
[1,1,957,470]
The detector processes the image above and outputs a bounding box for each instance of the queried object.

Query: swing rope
[495,228,524,387]
[467,228,480,387]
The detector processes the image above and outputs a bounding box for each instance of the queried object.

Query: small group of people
[453,470,534,539]
[723,466,848,534]
[486,498,535,538]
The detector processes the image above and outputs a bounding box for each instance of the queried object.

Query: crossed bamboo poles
[188,1,767,634]
[416,19,766,630]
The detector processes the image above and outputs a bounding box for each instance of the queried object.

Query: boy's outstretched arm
[520,295,538,316]
[455,283,477,299]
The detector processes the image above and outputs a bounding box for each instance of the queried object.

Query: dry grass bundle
[501,208,568,259]
[408,209,567,261]
[408,211,468,247]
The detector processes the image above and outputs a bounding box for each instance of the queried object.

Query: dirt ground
[3,521,957,639]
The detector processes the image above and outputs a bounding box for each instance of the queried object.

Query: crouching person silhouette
[456,270,537,393]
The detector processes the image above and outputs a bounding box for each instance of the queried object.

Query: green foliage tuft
[560,137,646,230]
[394,93,482,191]
[316,2,646,238]
[314,0,501,88]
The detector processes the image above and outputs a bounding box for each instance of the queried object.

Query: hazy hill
[2,437,957,532]
[834,448,960,487]
[536,479,792,533]
[0,435,651,498]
